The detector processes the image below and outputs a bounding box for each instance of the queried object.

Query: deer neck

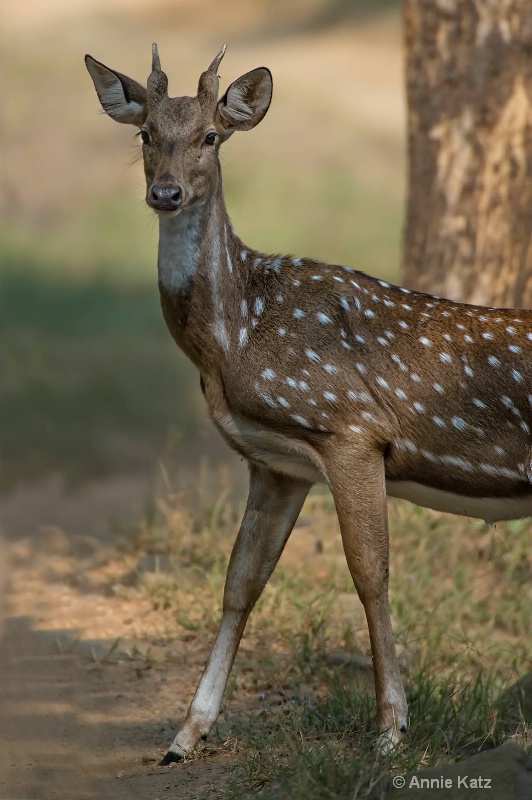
[157,176,241,372]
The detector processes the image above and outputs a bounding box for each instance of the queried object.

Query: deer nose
[148,181,183,211]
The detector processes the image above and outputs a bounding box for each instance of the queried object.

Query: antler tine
[147,42,168,109]
[208,43,227,75]
[152,42,161,72]
[197,44,227,109]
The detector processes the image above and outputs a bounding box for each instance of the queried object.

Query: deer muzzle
[148,179,183,213]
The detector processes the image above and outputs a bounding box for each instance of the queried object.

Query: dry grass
[116,473,531,797]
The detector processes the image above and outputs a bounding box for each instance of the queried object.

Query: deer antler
[151,42,161,72]
[208,43,227,75]
[147,43,168,110]
[197,44,227,109]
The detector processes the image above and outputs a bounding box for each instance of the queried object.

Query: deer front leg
[326,446,407,752]
[160,465,310,764]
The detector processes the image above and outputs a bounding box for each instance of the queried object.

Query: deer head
[85,45,272,216]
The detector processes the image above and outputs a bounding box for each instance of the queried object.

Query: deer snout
[148,180,183,212]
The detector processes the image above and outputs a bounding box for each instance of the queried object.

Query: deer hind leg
[160,465,310,764]
[326,445,407,752]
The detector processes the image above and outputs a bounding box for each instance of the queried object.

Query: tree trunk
[403,0,532,309]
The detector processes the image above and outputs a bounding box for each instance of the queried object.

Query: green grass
[118,483,530,798]
[219,668,516,800]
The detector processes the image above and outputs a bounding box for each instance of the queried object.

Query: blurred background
[1,0,404,533]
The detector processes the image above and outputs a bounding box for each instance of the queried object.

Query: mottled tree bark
[403,0,532,309]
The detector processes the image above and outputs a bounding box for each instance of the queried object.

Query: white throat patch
[158,212,202,292]
[158,209,231,353]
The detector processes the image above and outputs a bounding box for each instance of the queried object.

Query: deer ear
[85,55,147,126]
[217,68,272,135]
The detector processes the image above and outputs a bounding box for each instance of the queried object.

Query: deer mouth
[150,206,183,218]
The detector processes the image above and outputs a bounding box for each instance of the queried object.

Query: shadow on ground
[0,615,230,800]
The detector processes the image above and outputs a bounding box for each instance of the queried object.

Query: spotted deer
[85,45,532,763]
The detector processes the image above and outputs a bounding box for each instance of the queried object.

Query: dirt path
[0,467,341,800]
[0,615,231,799]
[0,477,240,800]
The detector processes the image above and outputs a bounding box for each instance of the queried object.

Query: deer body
[157,189,531,521]
[86,45,531,764]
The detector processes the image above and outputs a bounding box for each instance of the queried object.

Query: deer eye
[140,130,150,145]
[204,131,217,146]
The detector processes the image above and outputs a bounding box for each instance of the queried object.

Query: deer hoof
[158,744,186,765]
[377,728,404,755]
